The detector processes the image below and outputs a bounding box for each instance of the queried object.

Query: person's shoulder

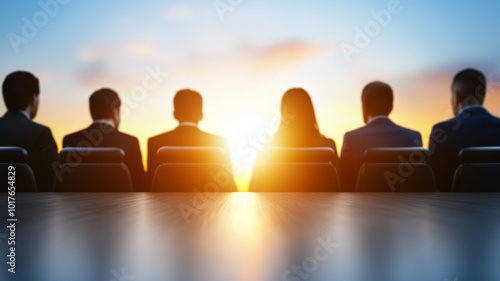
[62,127,88,146]
[393,123,421,137]
[198,129,227,144]
[105,131,139,151]
[318,135,336,146]
[0,114,53,140]
[344,124,368,139]
[481,112,500,131]
[63,128,84,139]
[408,128,422,140]
[148,129,176,143]
[115,130,139,142]
[321,136,338,153]
[29,120,55,136]
[4,115,49,131]
[431,117,456,132]
[397,125,422,145]
[148,129,186,151]
[489,112,500,123]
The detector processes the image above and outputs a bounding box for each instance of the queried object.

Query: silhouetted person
[0,71,58,191]
[63,88,145,191]
[147,89,233,187]
[268,88,338,154]
[428,68,500,191]
[340,81,422,192]
[249,88,338,191]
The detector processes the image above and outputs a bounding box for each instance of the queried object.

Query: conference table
[1,192,500,281]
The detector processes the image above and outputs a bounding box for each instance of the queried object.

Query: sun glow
[225,114,278,191]
[224,193,262,239]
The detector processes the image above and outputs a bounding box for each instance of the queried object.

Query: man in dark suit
[147,89,235,190]
[63,88,145,191]
[428,68,500,191]
[0,71,58,191]
[340,81,422,191]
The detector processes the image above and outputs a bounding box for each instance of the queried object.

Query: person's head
[89,88,121,128]
[361,81,394,124]
[278,88,319,137]
[2,71,40,119]
[173,89,203,123]
[451,68,486,116]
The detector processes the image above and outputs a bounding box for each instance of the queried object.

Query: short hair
[89,88,121,120]
[2,71,40,111]
[173,89,202,120]
[362,81,393,116]
[452,68,486,105]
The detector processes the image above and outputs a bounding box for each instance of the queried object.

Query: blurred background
[1,0,500,190]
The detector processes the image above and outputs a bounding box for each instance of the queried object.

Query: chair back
[356,148,436,192]
[452,147,500,192]
[0,146,37,192]
[151,146,236,192]
[56,148,133,192]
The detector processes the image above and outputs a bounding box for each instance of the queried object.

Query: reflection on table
[1,193,500,281]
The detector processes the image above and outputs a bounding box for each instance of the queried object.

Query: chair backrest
[151,163,236,192]
[60,147,125,163]
[457,146,500,163]
[263,147,337,164]
[364,147,430,163]
[250,163,341,192]
[151,146,235,192]
[56,147,133,192]
[452,147,500,192]
[356,163,436,192]
[157,146,227,163]
[0,146,37,192]
[356,148,436,192]
[452,164,500,192]
[251,147,340,192]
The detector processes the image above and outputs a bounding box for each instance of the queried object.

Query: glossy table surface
[1,192,500,281]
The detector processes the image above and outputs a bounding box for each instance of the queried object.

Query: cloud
[76,44,161,87]
[78,61,114,86]
[123,44,158,58]
[74,40,331,88]
[78,44,158,61]
[76,46,122,87]
[240,40,332,73]
[164,5,193,21]
[36,71,53,84]
[77,46,113,61]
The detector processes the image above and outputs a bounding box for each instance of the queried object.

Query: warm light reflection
[224,192,262,239]
[221,193,273,281]
[225,114,273,191]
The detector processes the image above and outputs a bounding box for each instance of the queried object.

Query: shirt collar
[18,110,31,120]
[179,122,198,128]
[368,115,389,124]
[93,119,115,128]
[458,104,483,116]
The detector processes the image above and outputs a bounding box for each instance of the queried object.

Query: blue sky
[1,0,500,189]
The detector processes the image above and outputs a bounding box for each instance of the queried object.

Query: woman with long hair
[271,88,337,152]
[249,88,338,191]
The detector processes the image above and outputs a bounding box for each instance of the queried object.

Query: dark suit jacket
[147,125,233,189]
[428,107,500,191]
[0,111,58,191]
[63,122,145,191]
[341,117,422,192]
